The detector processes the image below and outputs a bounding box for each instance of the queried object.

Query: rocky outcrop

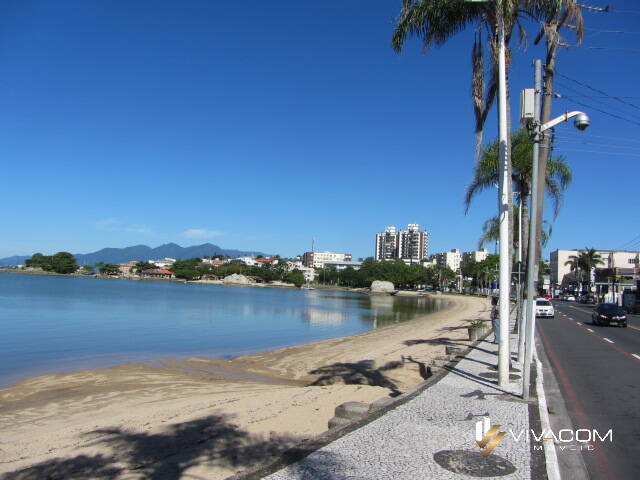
[370,280,396,295]
[223,274,252,285]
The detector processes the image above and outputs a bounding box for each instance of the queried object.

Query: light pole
[520,59,590,399]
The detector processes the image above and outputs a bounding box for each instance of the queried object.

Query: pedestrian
[490,296,499,344]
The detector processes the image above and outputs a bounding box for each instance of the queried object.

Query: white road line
[604,338,614,344]
[587,328,594,333]
[579,322,584,325]
[633,354,640,361]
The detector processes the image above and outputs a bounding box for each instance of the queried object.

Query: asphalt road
[537,301,640,480]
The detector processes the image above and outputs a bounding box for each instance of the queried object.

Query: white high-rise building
[375,223,429,262]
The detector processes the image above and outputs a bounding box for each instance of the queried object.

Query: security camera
[574,112,590,131]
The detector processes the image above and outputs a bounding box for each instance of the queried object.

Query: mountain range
[0,243,269,267]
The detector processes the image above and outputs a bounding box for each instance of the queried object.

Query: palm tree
[477,211,553,252]
[577,248,603,293]
[564,255,582,291]
[466,127,571,264]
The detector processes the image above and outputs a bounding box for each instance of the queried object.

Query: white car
[535,299,555,318]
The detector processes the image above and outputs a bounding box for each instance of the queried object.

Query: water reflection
[302,309,349,325]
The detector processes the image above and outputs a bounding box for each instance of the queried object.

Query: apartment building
[461,248,489,268]
[434,249,462,272]
[375,223,429,263]
[302,251,352,269]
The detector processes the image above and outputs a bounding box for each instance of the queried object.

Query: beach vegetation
[99,263,121,275]
[25,251,78,274]
[284,269,305,288]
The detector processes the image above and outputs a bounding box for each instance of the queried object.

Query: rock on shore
[223,273,251,285]
[370,280,395,294]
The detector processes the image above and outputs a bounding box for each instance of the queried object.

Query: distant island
[0,243,269,267]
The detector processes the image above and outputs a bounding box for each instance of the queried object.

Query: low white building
[550,249,640,288]
[149,257,176,267]
[323,260,363,271]
[302,251,352,269]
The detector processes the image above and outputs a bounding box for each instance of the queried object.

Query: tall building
[434,249,462,272]
[375,226,399,260]
[303,251,352,269]
[375,223,429,263]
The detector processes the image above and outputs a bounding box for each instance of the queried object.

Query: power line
[554,132,640,144]
[554,94,640,127]
[583,45,640,53]
[617,233,640,250]
[551,147,640,157]
[576,3,610,12]
[567,25,640,35]
[554,74,640,113]
[555,88,640,122]
[553,139,640,151]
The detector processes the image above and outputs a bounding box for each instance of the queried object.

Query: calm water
[0,273,450,386]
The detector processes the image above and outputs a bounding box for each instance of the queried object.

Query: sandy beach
[0,294,490,480]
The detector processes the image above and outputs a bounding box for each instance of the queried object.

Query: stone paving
[263,332,537,480]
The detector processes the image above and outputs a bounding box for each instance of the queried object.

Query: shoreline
[0,294,490,479]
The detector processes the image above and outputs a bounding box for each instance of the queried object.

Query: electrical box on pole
[520,88,535,124]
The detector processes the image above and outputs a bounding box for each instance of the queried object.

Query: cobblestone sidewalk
[261,333,542,480]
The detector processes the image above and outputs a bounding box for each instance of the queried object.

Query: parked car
[627,301,640,314]
[565,295,576,302]
[592,303,628,327]
[535,299,554,318]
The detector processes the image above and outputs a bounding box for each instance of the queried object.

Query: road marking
[629,325,640,332]
[587,328,594,332]
[633,354,640,361]
[604,338,614,344]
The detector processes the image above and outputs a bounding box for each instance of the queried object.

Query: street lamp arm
[539,111,586,133]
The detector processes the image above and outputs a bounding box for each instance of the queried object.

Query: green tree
[132,261,157,274]
[49,252,78,274]
[171,258,209,280]
[99,264,120,275]
[577,248,603,292]
[466,127,571,262]
[284,269,305,288]
[25,252,52,270]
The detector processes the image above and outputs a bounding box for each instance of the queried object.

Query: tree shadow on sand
[307,359,403,397]
[4,414,300,480]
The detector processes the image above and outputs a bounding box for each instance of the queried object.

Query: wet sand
[0,294,490,479]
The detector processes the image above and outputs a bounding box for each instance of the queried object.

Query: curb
[229,336,487,480]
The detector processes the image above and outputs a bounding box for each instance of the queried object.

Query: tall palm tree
[466,127,571,264]
[564,255,581,289]
[577,248,603,292]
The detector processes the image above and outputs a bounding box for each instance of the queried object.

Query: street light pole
[520,61,590,398]
[496,0,511,388]
[522,59,542,399]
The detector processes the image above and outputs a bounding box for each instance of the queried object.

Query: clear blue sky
[1,0,639,260]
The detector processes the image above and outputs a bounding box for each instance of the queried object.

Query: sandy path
[0,294,489,479]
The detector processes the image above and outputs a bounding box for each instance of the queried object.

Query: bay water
[0,272,448,386]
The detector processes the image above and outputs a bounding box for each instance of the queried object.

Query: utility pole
[522,59,542,399]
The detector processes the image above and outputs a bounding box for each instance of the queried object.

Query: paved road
[537,301,640,480]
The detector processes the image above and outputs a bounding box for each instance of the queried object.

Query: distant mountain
[0,243,270,267]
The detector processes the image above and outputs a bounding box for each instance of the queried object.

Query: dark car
[627,301,640,315]
[592,303,628,327]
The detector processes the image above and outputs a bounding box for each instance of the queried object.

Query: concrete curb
[229,335,489,480]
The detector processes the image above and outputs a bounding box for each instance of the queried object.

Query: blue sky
[1,0,639,260]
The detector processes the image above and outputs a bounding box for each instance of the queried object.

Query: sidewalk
[258,331,547,480]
